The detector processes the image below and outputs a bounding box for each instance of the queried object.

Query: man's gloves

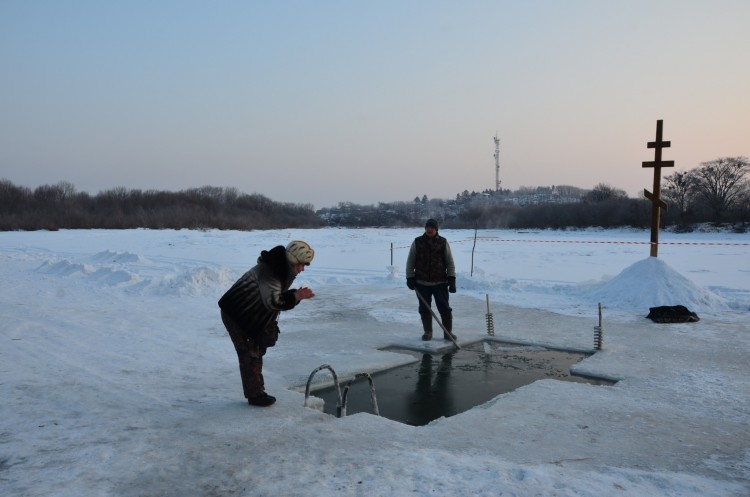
[406,277,416,290]
[448,277,456,293]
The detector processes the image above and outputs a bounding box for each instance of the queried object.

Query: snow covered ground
[1,227,748,497]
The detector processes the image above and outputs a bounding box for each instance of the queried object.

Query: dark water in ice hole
[312,341,615,426]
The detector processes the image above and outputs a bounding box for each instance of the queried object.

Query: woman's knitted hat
[286,240,314,265]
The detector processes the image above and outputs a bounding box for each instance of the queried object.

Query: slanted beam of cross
[642,119,675,257]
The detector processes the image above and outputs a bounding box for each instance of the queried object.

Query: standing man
[406,219,457,341]
[218,241,315,406]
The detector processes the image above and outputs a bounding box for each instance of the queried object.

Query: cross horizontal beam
[647,139,671,149]
[642,160,675,169]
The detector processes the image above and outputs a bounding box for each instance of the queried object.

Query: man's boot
[420,314,433,341]
[441,313,456,341]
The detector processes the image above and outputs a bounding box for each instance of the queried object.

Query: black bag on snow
[646,305,700,323]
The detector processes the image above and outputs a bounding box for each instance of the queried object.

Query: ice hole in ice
[310,341,615,426]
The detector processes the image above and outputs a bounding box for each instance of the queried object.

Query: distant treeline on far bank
[1,157,748,232]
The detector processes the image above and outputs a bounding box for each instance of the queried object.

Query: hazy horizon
[2,1,748,209]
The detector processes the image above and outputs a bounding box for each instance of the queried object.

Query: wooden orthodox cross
[642,119,674,257]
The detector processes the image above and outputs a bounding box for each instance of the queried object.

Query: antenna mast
[493,133,501,191]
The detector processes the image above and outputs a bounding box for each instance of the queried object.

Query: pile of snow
[589,257,728,312]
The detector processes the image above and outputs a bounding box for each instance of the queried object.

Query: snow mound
[37,259,137,286]
[90,250,149,264]
[149,266,235,296]
[89,267,139,286]
[37,259,93,276]
[588,257,728,312]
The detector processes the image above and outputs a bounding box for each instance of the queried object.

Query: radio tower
[493,133,501,191]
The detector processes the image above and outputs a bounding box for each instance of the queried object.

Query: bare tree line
[320,157,749,231]
[1,156,747,231]
[661,156,750,229]
[0,182,324,231]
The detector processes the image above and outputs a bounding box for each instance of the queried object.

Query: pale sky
[1,1,748,209]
